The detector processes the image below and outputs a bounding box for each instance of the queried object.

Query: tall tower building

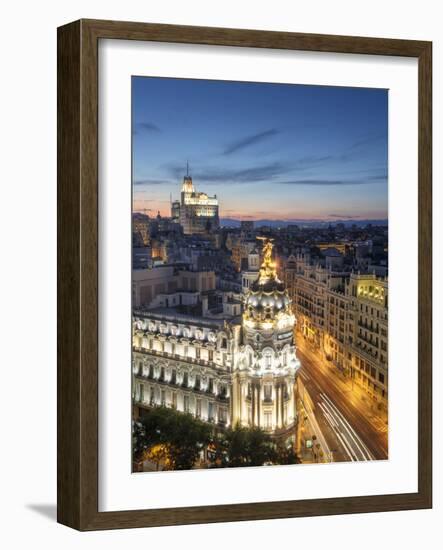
[232,238,301,439]
[177,168,220,235]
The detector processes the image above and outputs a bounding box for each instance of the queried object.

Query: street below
[297,336,388,463]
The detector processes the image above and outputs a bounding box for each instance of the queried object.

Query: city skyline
[133,77,388,221]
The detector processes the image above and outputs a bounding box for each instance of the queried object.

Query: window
[219,408,227,424]
[195,347,200,359]
[264,412,272,429]
[183,395,189,413]
[161,389,166,406]
[171,392,177,409]
[207,378,214,393]
[265,353,272,368]
[182,371,188,387]
[196,399,202,418]
[208,402,214,421]
[379,372,385,384]
[139,384,144,402]
[208,349,213,362]
[195,375,201,390]
[264,384,272,401]
[170,369,176,384]
[283,384,289,399]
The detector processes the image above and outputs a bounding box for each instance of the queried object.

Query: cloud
[204,162,286,183]
[162,142,388,187]
[133,178,171,186]
[296,155,334,166]
[279,178,378,186]
[133,122,161,134]
[348,132,387,151]
[279,169,387,186]
[164,160,290,184]
[223,129,279,155]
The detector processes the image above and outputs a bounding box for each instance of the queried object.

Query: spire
[182,162,195,193]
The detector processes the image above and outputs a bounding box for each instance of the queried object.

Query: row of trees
[133,407,299,471]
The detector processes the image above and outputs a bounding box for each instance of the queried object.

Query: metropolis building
[132,239,301,440]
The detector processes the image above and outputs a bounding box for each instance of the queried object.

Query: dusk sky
[132,77,388,222]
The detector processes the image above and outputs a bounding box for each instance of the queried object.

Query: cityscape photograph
[131,76,388,472]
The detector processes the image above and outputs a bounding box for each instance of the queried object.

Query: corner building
[132,239,300,441]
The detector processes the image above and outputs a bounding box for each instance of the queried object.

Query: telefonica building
[132,239,301,442]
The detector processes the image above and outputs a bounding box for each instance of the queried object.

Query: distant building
[172,171,220,235]
[133,265,216,309]
[241,247,260,293]
[171,200,180,223]
[132,212,151,246]
[133,246,152,270]
[321,247,344,271]
[240,220,254,238]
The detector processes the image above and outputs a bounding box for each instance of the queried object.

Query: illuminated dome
[244,285,291,322]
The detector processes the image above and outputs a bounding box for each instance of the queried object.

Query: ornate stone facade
[132,239,300,440]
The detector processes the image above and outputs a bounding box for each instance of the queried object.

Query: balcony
[134,373,230,402]
[133,346,219,370]
[357,321,379,334]
[354,341,379,362]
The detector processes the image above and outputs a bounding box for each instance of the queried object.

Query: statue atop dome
[251,238,284,293]
[256,237,278,283]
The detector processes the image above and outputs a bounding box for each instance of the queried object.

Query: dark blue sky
[132,77,388,221]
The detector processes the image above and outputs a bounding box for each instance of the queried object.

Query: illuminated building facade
[233,239,300,435]
[282,252,388,405]
[172,172,219,235]
[132,239,300,440]
[347,273,388,401]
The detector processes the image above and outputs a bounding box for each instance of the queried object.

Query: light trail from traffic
[296,336,388,462]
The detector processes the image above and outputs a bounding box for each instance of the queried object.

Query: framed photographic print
[57,19,432,530]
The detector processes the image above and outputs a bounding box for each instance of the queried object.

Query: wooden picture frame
[57,19,432,530]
